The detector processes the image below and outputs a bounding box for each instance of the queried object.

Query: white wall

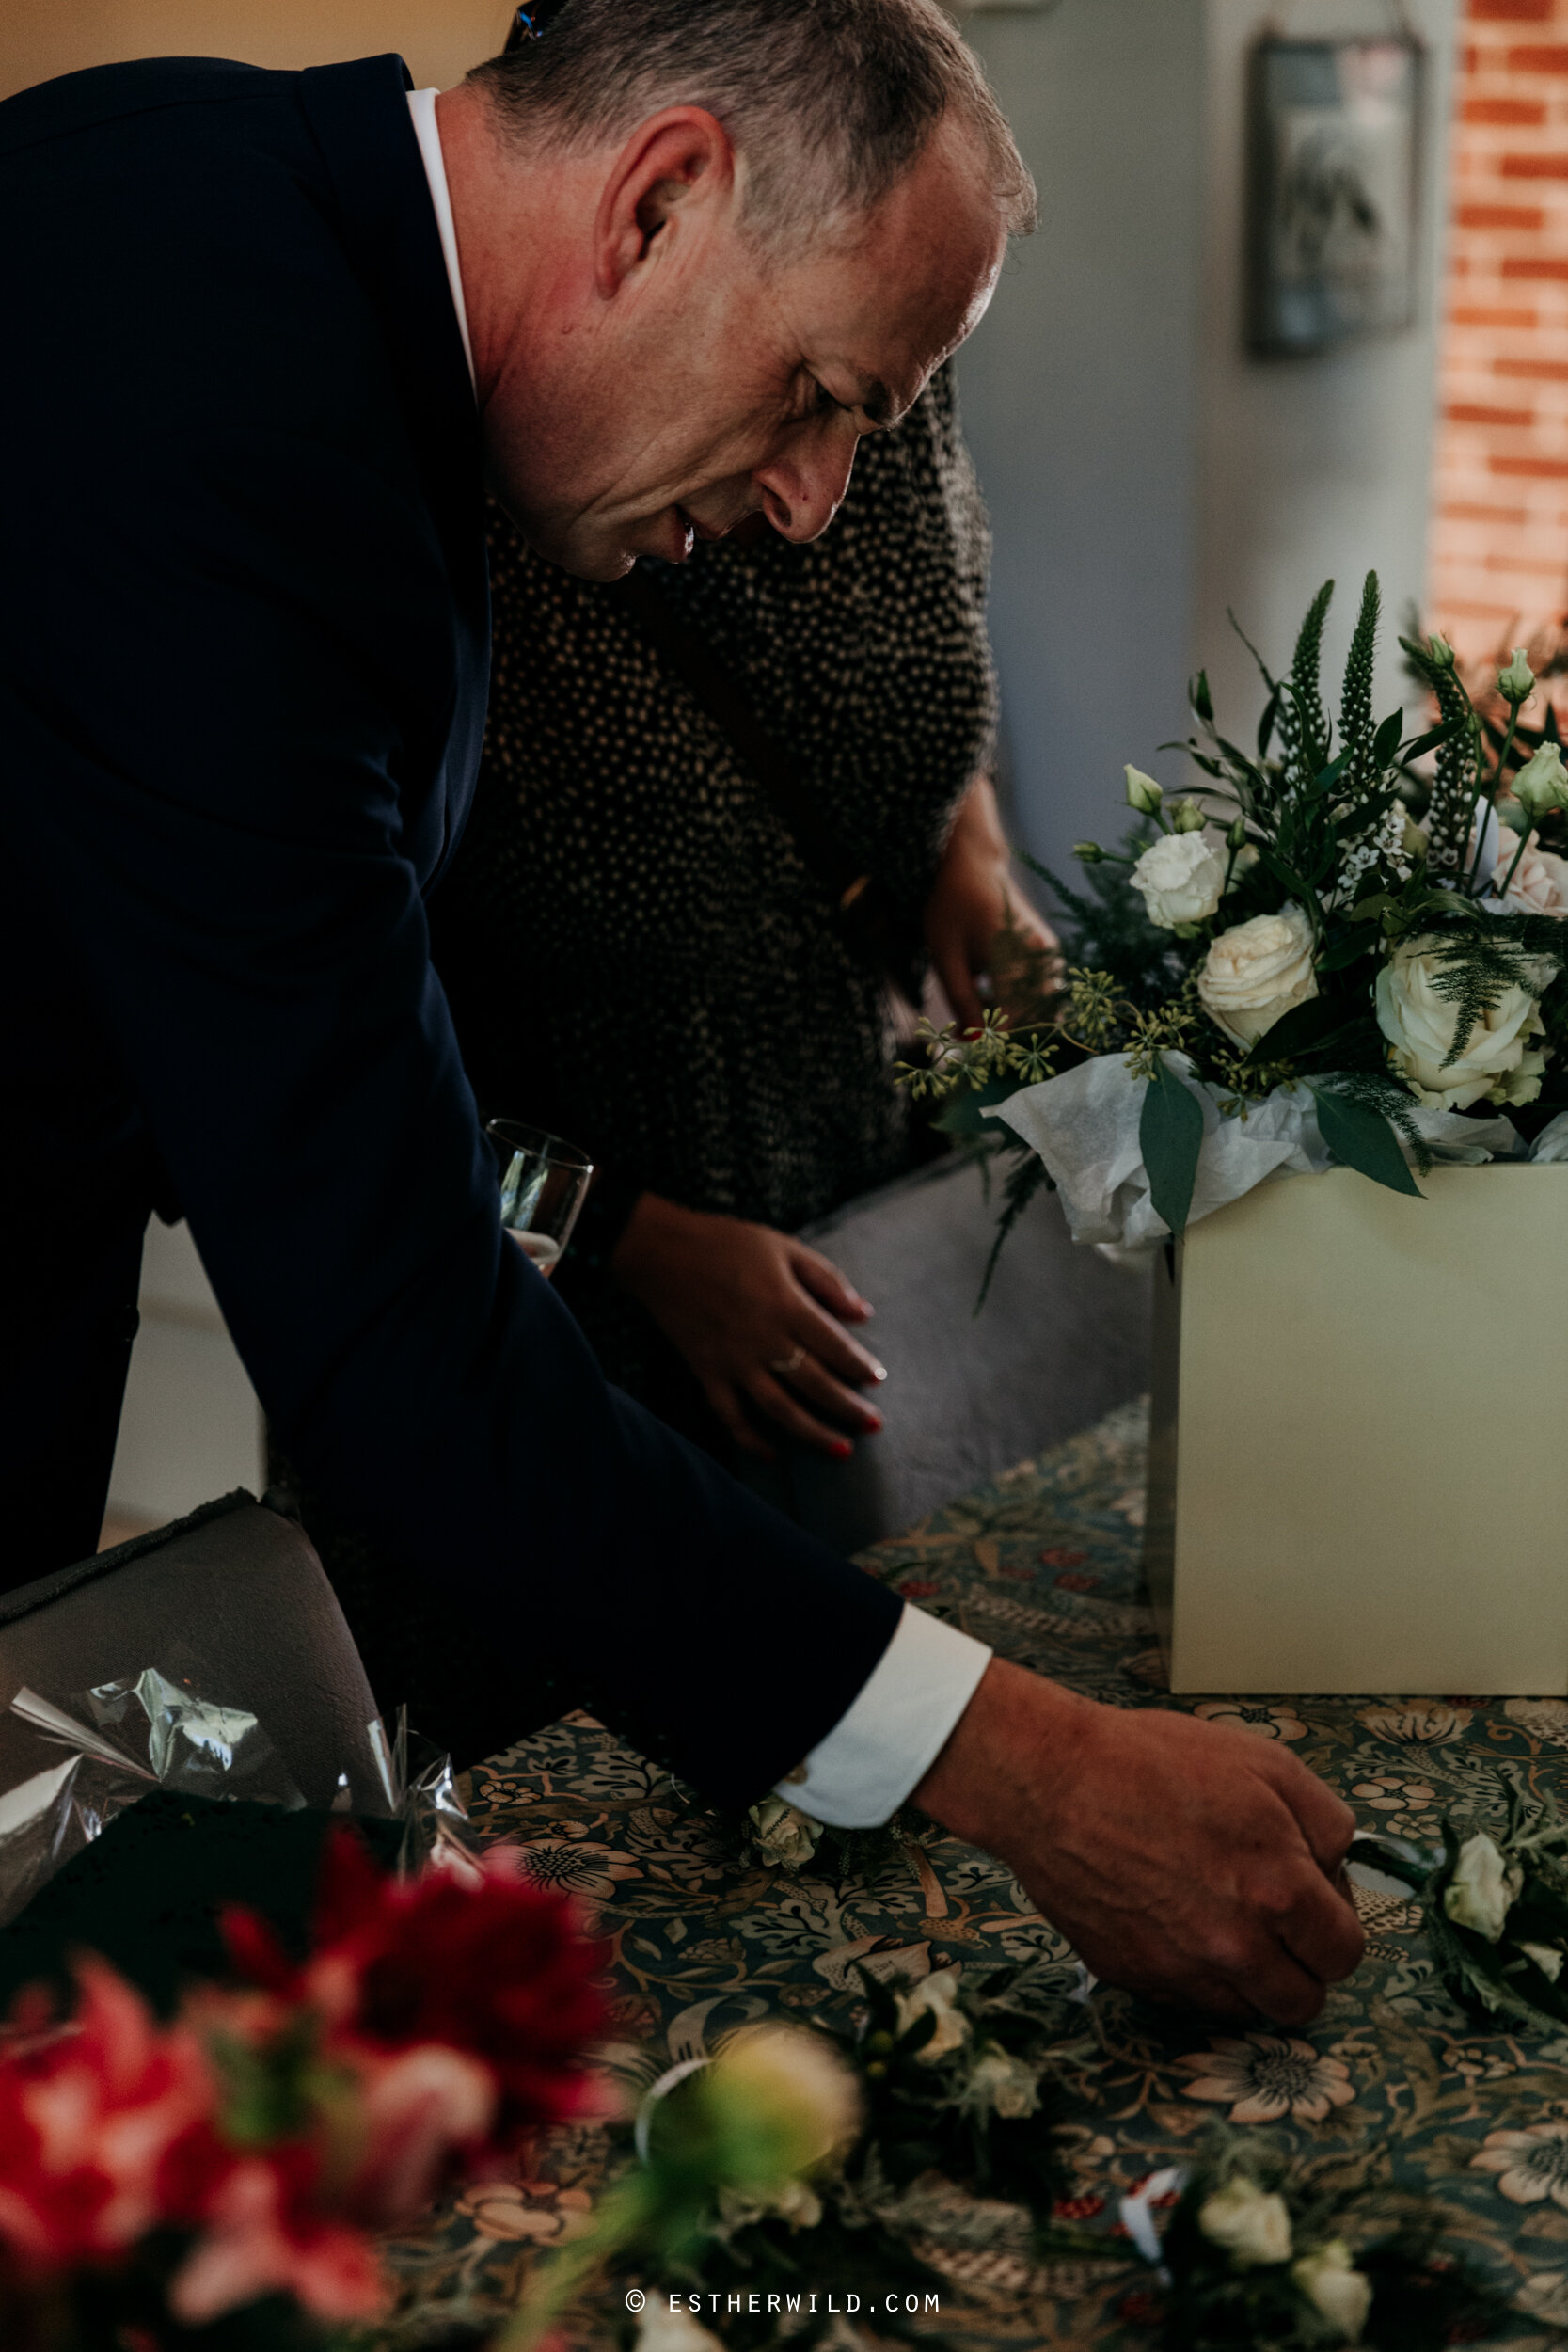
[958,0,1207,882]
[958,0,1458,883]
[107,1222,264,1532]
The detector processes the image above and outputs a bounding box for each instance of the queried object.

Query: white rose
[1375,937,1546,1110]
[746,1798,822,1871]
[1443,1831,1523,1943]
[1196,906,1319,1047]
[1292,2240,1373,2344]
[636,2302,729,2352]
[964,2043,1041,2120]
[1196,2174,1293,2266]
[1130,831,1227,929]
[1491,823,1568,917]
[894,1966,971,2063]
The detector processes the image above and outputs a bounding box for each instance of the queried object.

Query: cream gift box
[1145,1163,1568,1694]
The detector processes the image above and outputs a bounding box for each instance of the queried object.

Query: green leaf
[1140,1057,1205,1236]
[1402,715,1466,763]
[1245,993,1360,1063]
[1373,708,1404,769]
[1317,929,1376,973]
[1190,668,1214,723]
[1307,1084,1423,1198]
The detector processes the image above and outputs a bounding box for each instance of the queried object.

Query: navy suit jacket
[0,54,899,1804]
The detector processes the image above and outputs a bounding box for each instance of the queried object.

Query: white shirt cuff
[775,1604,992,1829]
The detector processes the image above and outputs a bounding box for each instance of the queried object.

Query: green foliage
[1340,571,1380,794]
[1281,576,1336,783]
[1017,836,1183,1010]
[1139,1056,1205,1236]
[1399,634,1482,882]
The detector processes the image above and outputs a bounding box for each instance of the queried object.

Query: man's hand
[610,1194,886,1461]
[913,1660,1364,2023]
[925,773,1058,1030]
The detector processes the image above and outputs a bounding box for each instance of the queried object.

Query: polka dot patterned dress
[431,363,997,1423]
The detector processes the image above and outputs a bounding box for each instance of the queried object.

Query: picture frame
[1246,35,1423,358]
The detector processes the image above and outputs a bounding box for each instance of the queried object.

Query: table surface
[384,1401,1568,2347]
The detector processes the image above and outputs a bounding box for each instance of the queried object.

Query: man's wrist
[911,1657,1087,1857]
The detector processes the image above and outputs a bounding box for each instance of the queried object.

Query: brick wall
[1430,0,1568,660]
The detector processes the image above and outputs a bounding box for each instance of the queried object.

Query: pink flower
[169,2150,387,2326]
[0,1963,214,2278]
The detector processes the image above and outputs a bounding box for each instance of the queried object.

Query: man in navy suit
[0,0,1362,2022]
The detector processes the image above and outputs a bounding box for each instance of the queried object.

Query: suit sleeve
[5,427,900,1805]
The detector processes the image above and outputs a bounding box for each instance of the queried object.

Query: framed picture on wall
[1247,36,1423,358]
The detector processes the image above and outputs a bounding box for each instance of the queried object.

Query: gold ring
[768,1345,807,1377]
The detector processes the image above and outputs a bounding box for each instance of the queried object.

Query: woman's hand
[925,773,1059,1029]
[610,1194,887,1462]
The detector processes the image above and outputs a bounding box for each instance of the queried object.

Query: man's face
[483,115,1006,580]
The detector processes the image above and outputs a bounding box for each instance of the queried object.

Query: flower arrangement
[505,1961,1105,2352]
[904,575,1568,1258]
[0,1830,605,2348]
[1354,1776,1568,2041]
[1142,2129,1519,2350]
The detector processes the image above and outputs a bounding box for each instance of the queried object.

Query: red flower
[224,1832,606,2149]
[1039,1549,1088,1569]
[897,1580,939,1600]
[0,1962,214,2279]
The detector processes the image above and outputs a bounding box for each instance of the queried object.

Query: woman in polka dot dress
[432,364,1054,1468]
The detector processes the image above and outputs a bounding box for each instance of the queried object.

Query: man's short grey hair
[468,0,1036,253]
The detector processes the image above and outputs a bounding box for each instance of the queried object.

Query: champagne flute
[484,1119,594,1278]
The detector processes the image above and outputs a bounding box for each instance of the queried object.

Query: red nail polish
[831,1439,853,1461]
[863,1414,882,1434]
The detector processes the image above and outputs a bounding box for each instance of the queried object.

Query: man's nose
[752,431,860,544]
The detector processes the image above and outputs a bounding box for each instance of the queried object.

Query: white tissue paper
[990,1053,1537,1253]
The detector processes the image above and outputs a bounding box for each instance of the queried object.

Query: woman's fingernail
[831,1438,853,1461]
[862,1412,882,1434]
[868,1361,888,1383]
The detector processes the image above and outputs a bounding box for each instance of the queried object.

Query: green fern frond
[1418,917,1565,1067]
[975,1151,1052,1312]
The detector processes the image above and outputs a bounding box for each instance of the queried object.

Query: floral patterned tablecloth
[385,1401,1568,2347]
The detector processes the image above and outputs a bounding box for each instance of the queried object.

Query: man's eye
[812,379,846,416]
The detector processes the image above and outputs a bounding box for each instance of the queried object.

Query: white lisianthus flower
[1125,764,1164,815]
[964,2043,1041,2120]
[1292,2240,1373,2343]
[1512,741,1568,821]
[1375,938,1546,1110]
[1522,1941,1566,1984]
[1130,831,1227,929]
[1196,2175,1293,2266]
[894,1966,971,2063]
[745,1797,822,1871]
[1443,1832,1523,1943]
[1491,823,1568,917]
[1196,906,1318,1047]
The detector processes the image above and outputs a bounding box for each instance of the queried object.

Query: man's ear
[593,107,736,297]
